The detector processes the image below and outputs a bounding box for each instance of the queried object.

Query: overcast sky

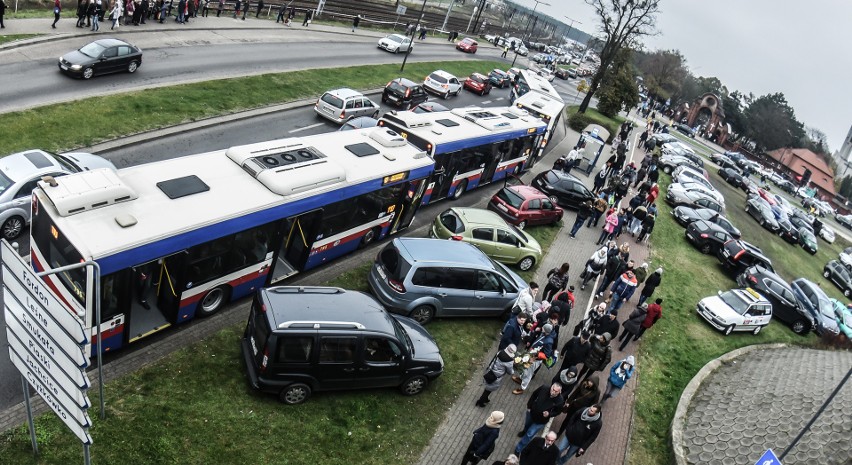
[511,0,852,152]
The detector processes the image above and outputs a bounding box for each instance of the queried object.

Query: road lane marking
[289,122,326,133]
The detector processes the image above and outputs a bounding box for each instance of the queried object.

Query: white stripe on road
[482,100,493,104]
[289,122,326,133]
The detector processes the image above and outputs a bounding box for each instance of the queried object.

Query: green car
[832,299,852,339]
[431,207,542,271]
[797,227,818,255]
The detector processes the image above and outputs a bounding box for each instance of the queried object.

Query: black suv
[736,265,813,335]
[717,239,774,277]
[531,170,594,210]
[686,220,732,255]
[382,78,429,110]
[241,286,443,404]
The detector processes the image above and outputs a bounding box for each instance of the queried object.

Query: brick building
[766,147,835,198]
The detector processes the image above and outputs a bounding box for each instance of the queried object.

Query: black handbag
[483,369,498,384]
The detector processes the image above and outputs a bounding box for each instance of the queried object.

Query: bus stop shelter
[575,124,610,176]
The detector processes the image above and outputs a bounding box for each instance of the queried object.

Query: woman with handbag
[475,344,516,407]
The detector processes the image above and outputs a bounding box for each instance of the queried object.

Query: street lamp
[441,0,456,33]
[400,0,427,72]
[563,16,581,40]
[523,0,550,41]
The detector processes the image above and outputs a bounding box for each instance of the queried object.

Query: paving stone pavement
[416,127,651,465]
[681,347,852,465]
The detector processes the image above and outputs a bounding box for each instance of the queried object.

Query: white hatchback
[423,70,462,99]
[697,288,773,335]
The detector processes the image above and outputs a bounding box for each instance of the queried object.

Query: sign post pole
[21,376,38,457]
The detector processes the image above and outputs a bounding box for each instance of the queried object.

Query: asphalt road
[0,39,590,409]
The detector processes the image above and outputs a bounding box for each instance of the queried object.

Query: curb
[670,343,788,465]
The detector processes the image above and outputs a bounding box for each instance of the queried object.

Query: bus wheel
[451,180,467,200]
[1,216,25,240]
[197,286,229,317]
[360,227,380,248]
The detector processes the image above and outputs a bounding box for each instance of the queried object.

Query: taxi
[696,288,773,335]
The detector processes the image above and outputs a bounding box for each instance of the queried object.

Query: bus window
[187,236,232,285]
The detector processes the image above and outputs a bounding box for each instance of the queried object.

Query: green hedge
[567,108,626,143]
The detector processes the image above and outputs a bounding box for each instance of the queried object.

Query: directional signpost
[756,449,783,465]
[2,240,102,464]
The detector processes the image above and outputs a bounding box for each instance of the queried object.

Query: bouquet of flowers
[513,347,547,377]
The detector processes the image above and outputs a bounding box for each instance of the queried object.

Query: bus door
[270,209,323,283]
[481,144,506,185]
[391,179,427,234]
[432,153,459,202]
[127,253,183,342]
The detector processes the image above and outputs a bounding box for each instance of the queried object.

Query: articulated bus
[510,69,563,104]
[29,127,433,353]
[378,106,547,204]
[513,90,566,154]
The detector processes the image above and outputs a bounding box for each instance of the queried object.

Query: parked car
[744,196,780,232]
[488,69,511,88]
[314,88,380,124]
[670,182,724,205]
[736,266,813,335]
[456,37,478,53]
[487,185,563,229]
[430,207,543,271]
[717,239,774,277]
[382,78,429,110]
[672,207,740,237]
[836,213,852,230]
[776,218,800,245]
[59,38,143,80]
[368,238,528,324]
[338,116,379,131]
[672,165,711,189]
[378,33,414,53]
[790,279,841,336]
[240,286,443,404]
[776,179,797,194]
[661,141,696,158]
[840,246,852,269]
[789,214,813,234]
[696,288,773,335]
[719,167,744,188]
[531,170,595,210]
[797,227,818,255]
[649,133,679,148]
[772,194,794,216]
[660,154,701,174]
[675,123,697,138]
[833,302,852,339]
[666,184,724,210]
[823,260,852,297]
[412,102,449,113]
[0,149,116,239]
[423,70,463,99]
[818,225,836,244]
[686,220,733,255]
[463,73,493,95]
[554,68,570,80]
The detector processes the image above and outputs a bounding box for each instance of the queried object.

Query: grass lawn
[0,60,504,155]
[0,34,40,45]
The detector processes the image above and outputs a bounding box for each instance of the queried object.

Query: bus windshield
[31,203,87,307]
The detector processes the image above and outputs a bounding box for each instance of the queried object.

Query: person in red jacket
[638,298,662,339]
[645,183,659,206]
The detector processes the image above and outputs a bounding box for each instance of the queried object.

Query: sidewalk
[417,125,651,465]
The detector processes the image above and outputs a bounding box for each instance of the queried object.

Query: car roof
[469,73,488,80]
[263,286,396,335]
[728,288,770,305]
[546,169,583,183]
[326,88,363,99]
[453,207,509,227]
[92,38,132,48]
[0,150,63,181]
[387,34,407,40]
[430,70,456,79]
[491,69,507,75]
[692,219,728,235]
[507,184,547,200]
[391,78,418,87]
[461,38,476,43]
[394,237,494,267]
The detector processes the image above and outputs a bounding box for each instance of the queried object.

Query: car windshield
[720,291,751,315]
[496,188,524,209]
[50,152,82,173]
[0,171,13,195]
[508,224,529,244]
[79,42,107,58]
[489,258,514,284]
[544,171,560,185]
[389,316,414,355]
[386,35,403,44]
[816,293,834,319]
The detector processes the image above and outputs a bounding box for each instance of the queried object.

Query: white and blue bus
[30,127,433,352]
[513,90,566,152]
[378,106,547,204]
[510,69,563,104]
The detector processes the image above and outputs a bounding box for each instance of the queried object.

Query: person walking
[90,0,100,30]
[550,287,574,326]
[520,430,560,465]
[241,0,248,19]
[275,1,286,22]
[635,298,662,340]
[587,194,608,228]
[513,324,557,395]
[419,26,427,40]
[515,282,538,316]
[579,246,607,291]
[476,344,516,407]
[302,7,311,26]
[158,0,168,22]
[595,208,618,245]
[254,0,262,17]
[492,454,520,465]
[176,0,185,22]
[578,333,612,381]
[602,356,635,403]
[558,331,590,374]
[109,0,121,28]
[638,212,656,242]
[52,0,62,28]
[460,410,504,465]
[555,405,603,464]
[618,303,647,351]
[636,267,661,306]
[592,310,619,340]
[551,365,580,394]
[558,376,600,434]
[542,263,570,302]
[513,383,564,456]
[499,313,528,351]
[592,168,608,194]
[76,0,87,26]
[594,251,624,299]
[607,270,638,313]
[569,200,593,239]
[351,13,360,32]
[501,45,509,58]
[232,0,239,17]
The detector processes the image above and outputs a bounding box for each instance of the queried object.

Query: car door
[362,98,377,117]
[413,86,427,105]
[523,198,543,225]
[315,335,357,388]
[764,280,795,323]
[344,98,357,120]
[469,227,497,258]
[742,304,771,329]
[433,267,475,316]
[540,198,560,223]
[472,270,509,315]
[116,45,133,70]
[355,336,405,388]
[6,178,42,223]
[98,46,119,74]
[449,78,461,93]
[495,228,522,263]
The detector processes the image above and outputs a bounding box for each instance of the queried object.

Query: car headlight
[71,64,82,70]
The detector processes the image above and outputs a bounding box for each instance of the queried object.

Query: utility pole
[441,0,456,32]
[400,0,427,72]
[563,15,581,41]
[523,0,550,41]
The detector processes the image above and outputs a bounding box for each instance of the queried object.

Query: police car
[696,288,773,335]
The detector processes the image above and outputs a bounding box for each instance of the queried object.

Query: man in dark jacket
[637,267,662,306]
[559,375,600,433]
[520,431,559,465]
[570,201,594,238]
[579,333,612,381]
[556,405,603,463]
[500,313,528,351]
[592,311,619,339]
[594,253,624,299]
[559,331,590,372]
[514,383,564,456]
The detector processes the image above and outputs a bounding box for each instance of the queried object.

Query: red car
[757,188,776,205]
[487,185,563,229]
[456,38,478,53]
[463,73,493,95]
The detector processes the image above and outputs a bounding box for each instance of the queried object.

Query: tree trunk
[578,73,604,113]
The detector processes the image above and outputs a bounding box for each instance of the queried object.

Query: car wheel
[127,60,139,73]
[759,219,765,227]
[394,48,399,54]
[409,305,435,325]
[442,91,450,100]
[359,227,380,249]
[1,216,25,241]
[549,195,559,205]
[517,220,527,230]
[451,180,467,200]
[752,325,762,335]
[791,320,808,335]
[82,67,94,80]
[518,256,535,271]
[400,374,428,396]
[279,383,311,405]
[663,165,672,174]
[723,324,735,336]
[197,286,229,317]
[700,243,712,254]
[823,270,831,278]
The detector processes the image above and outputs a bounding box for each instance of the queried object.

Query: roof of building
[767,147,835,195]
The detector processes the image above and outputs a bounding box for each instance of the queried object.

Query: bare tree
[578,0,660,113]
